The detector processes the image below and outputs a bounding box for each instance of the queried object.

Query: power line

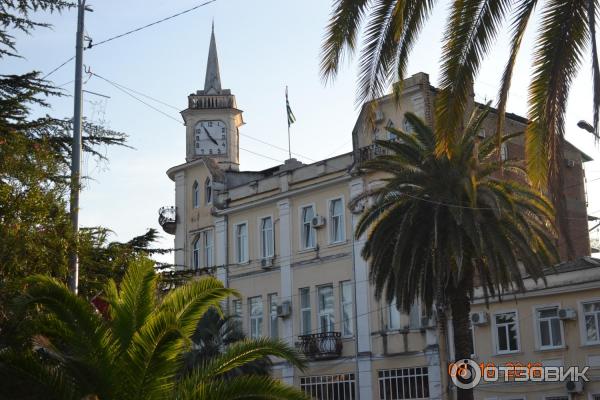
[89,0,217,49]
[88,71,315,164]
[91,72,182,124]
[42,0,217,80]
[42,56,75,80]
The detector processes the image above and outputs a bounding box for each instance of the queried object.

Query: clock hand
[203,127,219,146]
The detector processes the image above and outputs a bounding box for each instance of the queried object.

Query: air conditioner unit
[260,257,274,269]
[558,308,577,320]
[277,301,291,318]
[566,379,584,393]
[374,110,384,122]
[470,311,489,326]
[311,215,326,228]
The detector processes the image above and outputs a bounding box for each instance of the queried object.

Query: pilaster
[277,198,294,385]
[174,171,186,270]
[350,178,373,399]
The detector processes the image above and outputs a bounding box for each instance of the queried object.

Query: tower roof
[204,22,222,94]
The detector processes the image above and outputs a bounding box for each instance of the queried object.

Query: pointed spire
[204,22,222,94]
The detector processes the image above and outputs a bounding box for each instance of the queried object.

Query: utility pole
[69,0,86,294]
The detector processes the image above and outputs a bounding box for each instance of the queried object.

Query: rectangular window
[409,302,420,330]
[378,367,429,400]
[192,237,200,270]
[318,285,335,333]
[388,300,401,330]
[583,300,600,344]
[268,293,278,339]
[235,223,248,263]
[192,182,200,208]
[341,281,353,337]
[232,299,242,319]
[329,198,345,243]
[249,296,263,339]
[545,397,568,400]
[301,205,316,249]
[536,307,563,349]
[260,216,274,259]
[203,230,213,267]
[300,287,312,335]
[495,311,520,353]
[300,374,356,400]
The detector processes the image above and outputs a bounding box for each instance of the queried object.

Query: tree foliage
[0,0,131,329]
[181,308,272,379]
[0,260,307,400]
[321,0,600,204]
[351,109,558,399]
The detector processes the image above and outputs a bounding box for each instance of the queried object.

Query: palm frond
[159,276,239,338]
[177,374,309,400]
[104,257,158,353]
[495,0,538,142]
[320,0,370,83]
[436,0,512,154]
[196,338,306,381]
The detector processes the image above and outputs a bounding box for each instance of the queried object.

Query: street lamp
[577,120,599,138]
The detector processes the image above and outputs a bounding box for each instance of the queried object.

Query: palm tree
[181,308,272,378]
[321,1,599,256]
[351,110,558,400]
[0,258,307,400]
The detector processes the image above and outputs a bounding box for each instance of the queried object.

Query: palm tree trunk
[436,306,451,400]
[450,286,474,400]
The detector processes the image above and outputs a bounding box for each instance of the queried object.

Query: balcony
[296,332,343,360]
[355,143,388,164]
[158,206,177,235]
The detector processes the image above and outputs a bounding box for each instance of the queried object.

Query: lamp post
[577,120,599,139]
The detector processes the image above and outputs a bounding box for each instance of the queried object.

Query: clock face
[195,120,227,156]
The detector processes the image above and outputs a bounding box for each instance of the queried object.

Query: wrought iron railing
[296,332,343,360]
[356,143,388,164]
[158,206,177,235]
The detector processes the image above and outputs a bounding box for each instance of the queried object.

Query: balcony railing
[356,143,388,164]
[296,332,343,360]
[158,206,177,235]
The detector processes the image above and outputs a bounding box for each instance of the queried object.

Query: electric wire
[88,71,311,164]
[89,0,217,49]
[83,72,600,202]
[42,0,217,79]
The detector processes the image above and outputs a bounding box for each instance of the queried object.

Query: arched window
[402,117,414,134]
[192,181,200,208]
[192,237,200,270]
[205,177,212,205]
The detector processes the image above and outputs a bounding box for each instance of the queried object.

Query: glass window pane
[498,326,507,351]
[586,315,598,341]
[508,323,518,350]
[539,308,557,318]
[540,320,550,346]
[551,319,562,346]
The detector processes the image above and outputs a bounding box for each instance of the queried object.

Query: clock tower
[181,24,243,170]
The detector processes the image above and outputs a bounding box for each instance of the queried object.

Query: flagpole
[286,86,291,160]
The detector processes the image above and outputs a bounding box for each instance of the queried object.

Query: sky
[4,0,600,261]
